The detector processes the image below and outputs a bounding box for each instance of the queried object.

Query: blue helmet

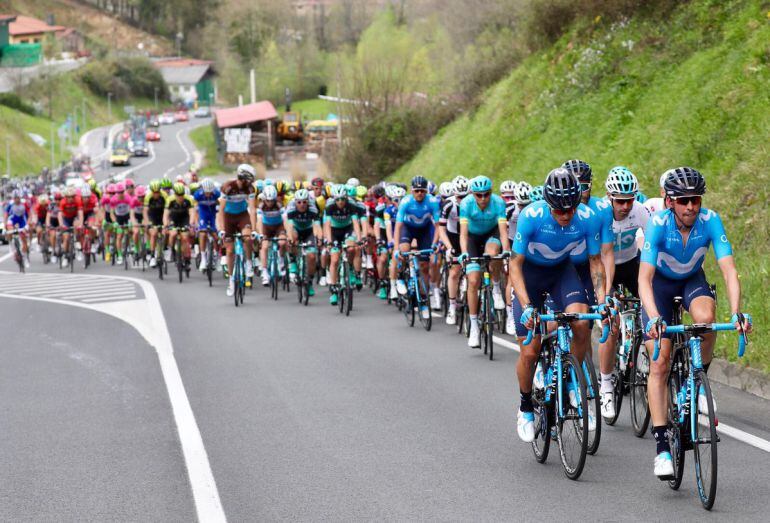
[605,166,638,196]
[562,159,592,183]
[530,185,544,202]
[469,175,492,193]
[544,167,582,210]
[411,176,428,190]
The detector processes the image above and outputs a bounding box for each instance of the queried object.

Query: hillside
[394,0,770,372]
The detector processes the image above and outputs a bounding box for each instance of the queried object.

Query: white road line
[0,280,134,292]
[60,289,136,300]
[0,251,14,264]
[79,292,138,302]
[0,272,226,521]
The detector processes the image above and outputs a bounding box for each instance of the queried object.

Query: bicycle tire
[345,283,353,316]
[456,296,465,334]
[605,340,624,426]
[69,242,75,273]
[666,348,686,490]
[486,289,495,360]
[403,294,415,327]
[463,302,471,338]
[584,357,601,455]
[557,353,589,480]
[177,238,184,283]
[694,370,718,510]
[630,343,651,437]
[532,387,552,464]
[234,261,241,307]
[417,276,432,331]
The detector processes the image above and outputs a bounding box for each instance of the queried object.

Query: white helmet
[331,184,347,199]
[514,181,532,204]
[392,186,406,199]
[452,175,469,196]
[201,179,216,193]
[500,180,517,195]
[262,185,278,201]
[346,177,360,187]
[439,182,454,198]
[237,163,256,182]
[659,172,668,188]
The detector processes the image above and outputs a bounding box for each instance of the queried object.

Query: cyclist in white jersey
[438,176,469,325]
[644,172,668,214]
[598,167,650,419]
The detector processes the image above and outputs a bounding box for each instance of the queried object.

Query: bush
[80,56,168,100]
[0,93,36,115]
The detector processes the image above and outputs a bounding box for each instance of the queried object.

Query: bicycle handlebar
[652,321,750,361]
[522,312,609,346]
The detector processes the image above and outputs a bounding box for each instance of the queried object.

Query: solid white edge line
[0,251,14,264]
[0,272,226,521]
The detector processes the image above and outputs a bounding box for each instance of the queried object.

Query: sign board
[224,128,252,153]
[123,105,135,115]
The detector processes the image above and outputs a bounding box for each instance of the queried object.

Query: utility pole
[250,69,256,104]
[107,92,112,120]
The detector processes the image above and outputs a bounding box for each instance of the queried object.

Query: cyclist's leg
[552,261,591,362]
[465,232,487,316]
[683,270,717,364]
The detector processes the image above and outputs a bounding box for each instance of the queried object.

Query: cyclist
[217,164,257,297]
[393,176,440,319]
[457,175,509,347]
[46,191,62,263]
[644,172,669,215]
[194,179,220,271]
[324,184,363,306]
[101,184,116,262]
[257,185,287,286]
[510,168,609,442]
[284,188,322,295]
[384,185,406,301]
[371,185,393,299]
[144,179,169,268]
[160,177,173,196]
[110,182,135,265]
[438,176,469,324]
[504,181,533,333]
[58,187,84,267]
[80,185,100,257]
[32,194,49,253]
[4,190,31,267]
[639,167,751,478]
[164,183,196,270]
[598,167,650,419]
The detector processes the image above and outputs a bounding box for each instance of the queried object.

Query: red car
[146,129,161,141]
[174,110,189,122]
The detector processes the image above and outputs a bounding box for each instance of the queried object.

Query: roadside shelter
[213,101,278,166]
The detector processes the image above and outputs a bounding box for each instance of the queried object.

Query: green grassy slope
[394,1,770,372]
[189,124,221,176]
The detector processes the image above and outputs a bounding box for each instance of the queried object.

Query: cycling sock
[493,280,500,291]
[600,373,613,393]
[449,298,456,309]
[520,390,534,413]
[470,315,478,327]
[652,425,670,454]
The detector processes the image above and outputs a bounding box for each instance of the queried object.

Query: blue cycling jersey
[514,201,601,267]
[194,188,220,220]
[258,202,285,227]
[458,193,507,235]
[571,196,613,265]
[396,194,440,228]
[640,207,732,280]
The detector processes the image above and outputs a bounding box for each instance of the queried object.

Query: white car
[159,113,175,125]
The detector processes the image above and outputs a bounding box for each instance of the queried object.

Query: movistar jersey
[459,193,507,235]
[611,200,650,264]
[571,196,613,265]
[514,201,601,267]
[640,207,732,279]
[395,194,440,228]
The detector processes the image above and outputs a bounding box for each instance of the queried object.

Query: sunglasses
[335,196,347,202]
[474,192,491,199]
[611,196,635,205]
[672,195,702,206]
[552,207,576,216]
[413,189,427,194]
[580,183,591,192]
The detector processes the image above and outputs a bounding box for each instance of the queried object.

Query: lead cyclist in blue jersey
[509,168,610,443]
[194,178,220,272]
[457,175,509,348]
[393,176,440,320]
[639,166,752,479]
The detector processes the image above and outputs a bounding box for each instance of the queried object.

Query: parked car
[146,129,161,141]
[110,148,131,166]
[193,106,211,118]
[159,112,175,125]
[174,110,189,122]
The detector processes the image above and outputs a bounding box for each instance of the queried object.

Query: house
[153,58,216,106]
[56,27,87,56]
[0,14,71,66]
[8,15,65,44]
[212,101,278,166]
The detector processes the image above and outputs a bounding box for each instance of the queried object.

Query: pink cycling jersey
[110,194,136,217]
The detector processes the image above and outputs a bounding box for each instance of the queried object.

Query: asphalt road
[2,122,769,521]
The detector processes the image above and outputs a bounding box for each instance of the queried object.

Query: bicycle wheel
[485,289,495,360]
[403,293,415,327]
[345,283,353,316]
[605,341,624,426]
[557,354,589,480]
[532,385,552,464]
[584,358,601,455]
[456,295,465,334]
[630,343,651,437]
[233,261,241,307]
[463,302,471,338]
[666,349,686,490]
[177,240,184,283]
[694,371,718,510]
[417,276,432,331]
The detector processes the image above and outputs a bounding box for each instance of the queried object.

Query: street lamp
[175,32,184,58]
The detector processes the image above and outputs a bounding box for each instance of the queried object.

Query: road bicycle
[112,223,131,270]
[231,232,247,306]
[295,240,316,306]
[132,224,149,272]
[398,249,434,331]
[525,310,609,480]
[39,226,51,265]
[60,226,76,273]
[462,253,509,359]
[153,225,168,280]
[199,226,218,287]
[8,228,26,273]
[333,241,356,316]
[652,316,749,510]
[169,226,191,283]
[263,236,285,300]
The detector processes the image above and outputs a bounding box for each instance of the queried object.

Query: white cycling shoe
[396,280,407,295]
[430,288,442,310]
[389,284,399,300]
[446,307,457,325]
[517,409,536,442]
[506,315,517,335]
[468,323,481,348]
[245,260,254,278]
[654,451,674,478]
[226,279,235,297]
[492,287,505,310]
[600,392,616,419]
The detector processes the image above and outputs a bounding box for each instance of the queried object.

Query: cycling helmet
[160,177,173,189]
[263,185,278,201]
[80,186,91,198]
[659,172,668,188]
[88,179,98,190]
[385,185,397,199]
[10,189,21,199]
[500,180,517,195]
[236,163,256,183]
[427,181,437,195]
[264,178,275,186]
[469,175,493,193]
[311,177,324,188]
[135,186,147,198]
[124,178,135,188]
[115,182,126,192]
[452,176,469,196]
[294,188,310,201]
[356,186,367,199]
[372,185,386,199]
[331,184,347,199]
[107,183,117,194]
[275,180,286,193]
[411,176,429,190]
[346,177,360,187]
[346,185,357,198]
[176,174,186,184]
[53,191,63,200]
[292,180,303,191]
[439,182,454,198]
[544,168,582,210]
[562,159,593,183]
[201,179,216,193]
[392,186,406,199]
[663,167,706,197]
[514,181,532,204]
[189,182,200,194]
[149,179,162,192]
[64,187,76,198]
[172,182,186,195]
[530,185,545,202]
[605,166,639,196]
